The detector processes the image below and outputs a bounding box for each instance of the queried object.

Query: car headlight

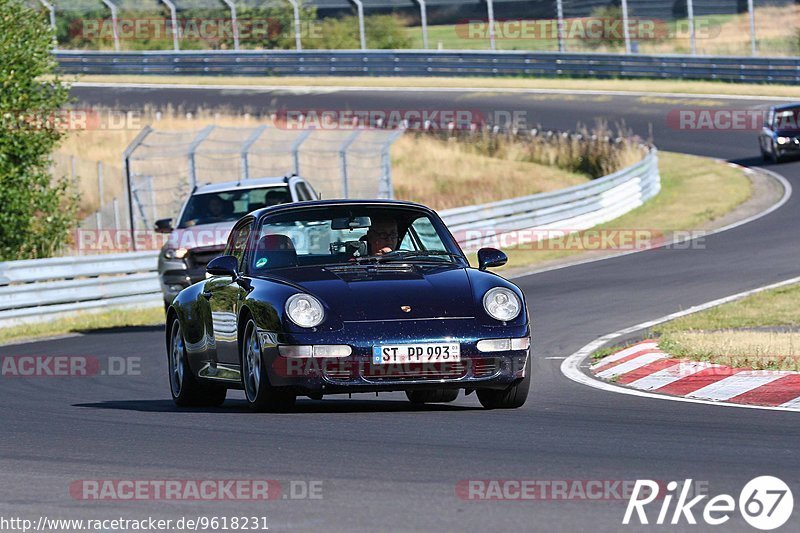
[777,136,791,145]
[483,287,521,322]
[163,247,188,260]
[286,294,325,328]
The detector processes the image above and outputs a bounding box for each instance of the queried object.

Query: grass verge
[0,306,164,346]
[653,283,800,371]
[72,74,800,99]
[492,151,752,272]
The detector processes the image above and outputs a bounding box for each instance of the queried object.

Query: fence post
[747,0,757,55]
[555,0,565,52]
[38,0,57,49]
[287,0,303,51]
[349,0,367,50]
[380,129,404,199]
[122,125,154,246]
[100,0,120,51]
[686,0,696,55]
[221,0,240,50]
[486,0,496,50]
[339,131,360,199]
[97,161,104,211]
[159,0,180,51]
[187,126,215,189]
[240,125,267,181]
[620,0,631,54]
[289,128,314,176]
[415,0,429,49]
[113,198,120,230]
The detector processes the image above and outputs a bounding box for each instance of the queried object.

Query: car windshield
[773,108,800,131]
[178,185,291,228]
[250,206,462,271]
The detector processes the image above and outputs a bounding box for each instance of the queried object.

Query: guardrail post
[187,126,215,189]
[747,0,757,55]
[159,0,180,51]
[349,0,367,50]
[415,0,428,49]
[221,0,240,50]
[37,0,57,49]
[555,0,565,52]
[240,125,267,181]
[290,128,314,176]
[287,0,303,51]
[100,0,120,51]
[123,125,154,245]
[620,0,631,54]
[339,130,360,198]
[486,0,496,50]
[686,0,696,55]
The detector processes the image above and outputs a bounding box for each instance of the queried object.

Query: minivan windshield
[178,186,291,228]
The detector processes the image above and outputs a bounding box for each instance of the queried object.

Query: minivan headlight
[286,294,325,328]
[483,287,521,322]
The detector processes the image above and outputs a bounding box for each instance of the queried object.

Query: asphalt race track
[1,85,799,532]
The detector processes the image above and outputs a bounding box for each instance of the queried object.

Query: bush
[0,0,79,260]
[309,14,412,50]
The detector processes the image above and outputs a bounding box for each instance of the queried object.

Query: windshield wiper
[376,251,462,263]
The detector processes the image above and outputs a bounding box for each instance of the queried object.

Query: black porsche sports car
[166,199,531,411]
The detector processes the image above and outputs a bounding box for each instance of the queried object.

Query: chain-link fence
[124,124,403,231]
[29,0,800,56]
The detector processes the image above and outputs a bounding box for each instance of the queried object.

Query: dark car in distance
[759,103,800,163]
[166,200,531,411]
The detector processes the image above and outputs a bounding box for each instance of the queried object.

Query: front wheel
[242,319,296,412]
[168,318,226,407]
[477,356,531,409]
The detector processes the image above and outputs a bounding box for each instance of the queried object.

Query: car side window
[766,109,774,129]
[409,217,448,251]
[225,220,253,270]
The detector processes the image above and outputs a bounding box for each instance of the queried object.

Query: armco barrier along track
[56,50,800,84]
[0,149,659,328]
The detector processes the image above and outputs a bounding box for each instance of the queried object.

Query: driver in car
[365,218,399,255]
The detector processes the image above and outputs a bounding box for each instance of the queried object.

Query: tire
[477,356,531,409]
[760,143,769,162]
[241,319,296,412]
[406,389,459,404]
[168,318,227,407]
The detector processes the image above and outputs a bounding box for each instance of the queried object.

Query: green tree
[0,0,78,260]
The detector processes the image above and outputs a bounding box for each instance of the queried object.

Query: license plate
[372,343,461,364]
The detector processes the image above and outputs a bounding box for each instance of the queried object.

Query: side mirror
[207,255,239,278]
[154,218,173,234]
[477,248,508,271]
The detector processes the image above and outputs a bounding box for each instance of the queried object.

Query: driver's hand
[375,247,392,255]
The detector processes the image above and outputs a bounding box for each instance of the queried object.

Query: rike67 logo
[624,477,793,530]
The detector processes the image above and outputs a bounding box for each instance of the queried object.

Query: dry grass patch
[654,283,800,371]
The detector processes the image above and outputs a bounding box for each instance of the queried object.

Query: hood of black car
[269,263,475,321]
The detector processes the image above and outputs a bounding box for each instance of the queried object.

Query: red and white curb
[591,341,800,410]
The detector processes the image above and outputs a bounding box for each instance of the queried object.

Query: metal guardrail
[0,148,659,329]
[0,252,160,328]
[440,148,660,250]
[56,50,800,84]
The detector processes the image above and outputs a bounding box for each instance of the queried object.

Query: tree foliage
[0,0,78,260]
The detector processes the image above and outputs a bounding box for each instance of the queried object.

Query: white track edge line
[560,275,800,413]
[70,82,800,102]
